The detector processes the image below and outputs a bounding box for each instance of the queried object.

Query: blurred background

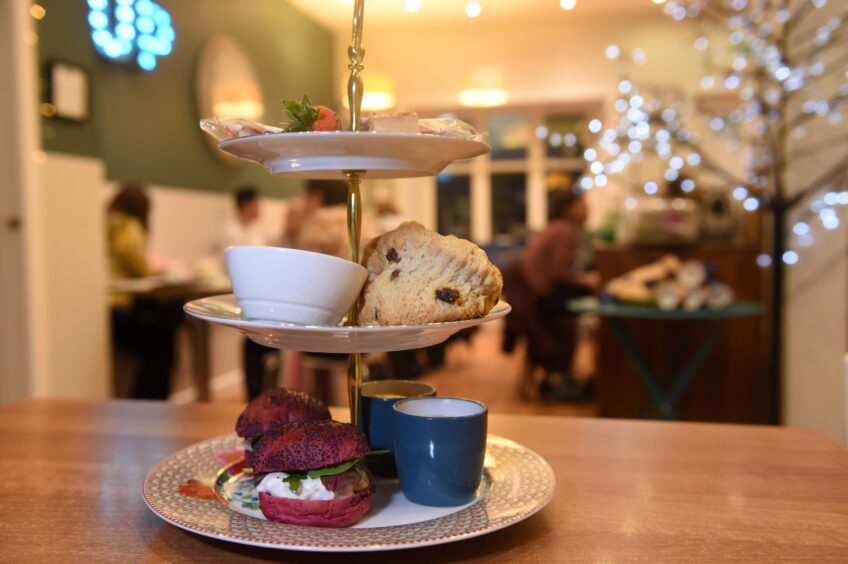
[0,0,846,441]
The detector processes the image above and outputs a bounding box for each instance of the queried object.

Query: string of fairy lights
[574,0,848,266]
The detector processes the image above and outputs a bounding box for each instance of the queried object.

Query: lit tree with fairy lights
[581,0,848,420]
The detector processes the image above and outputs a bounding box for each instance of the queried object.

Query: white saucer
[218,131,490,179]
[184,294,511,353]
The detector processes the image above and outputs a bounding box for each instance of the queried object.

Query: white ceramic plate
[143,434,556,552]
[184,294,511,353]
[218,131,490,179]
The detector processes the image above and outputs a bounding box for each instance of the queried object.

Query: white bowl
[225,246,367,325]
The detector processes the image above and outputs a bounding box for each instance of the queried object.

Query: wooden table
[594,245,772,424]
[2,399,847,562]
[569,298,762,420]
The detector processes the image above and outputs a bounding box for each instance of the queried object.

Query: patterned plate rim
[142,434,557,553]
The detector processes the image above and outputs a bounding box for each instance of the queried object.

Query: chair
[501,261,580,398]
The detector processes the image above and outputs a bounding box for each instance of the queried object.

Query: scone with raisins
[358,222,503,326]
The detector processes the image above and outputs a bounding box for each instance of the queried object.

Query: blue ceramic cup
[392,397,488,507]
[358,380,436,477]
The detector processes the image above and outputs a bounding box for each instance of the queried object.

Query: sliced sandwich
[251,420,374,527]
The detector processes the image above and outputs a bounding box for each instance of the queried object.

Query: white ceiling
[288,0,664,29]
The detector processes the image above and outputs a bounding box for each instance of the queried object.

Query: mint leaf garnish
[277,452,384,487]
[306,456,364,479]
[282,95,320,132]
[283,473,305,493]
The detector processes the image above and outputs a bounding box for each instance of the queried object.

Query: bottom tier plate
[184,294,511,353]
[142,434,556,552]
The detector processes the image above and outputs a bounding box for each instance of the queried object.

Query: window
[413,101,599,243]
[544,115,586,159]
[488,114,531,160]
[491,173,527,242]
[436,173,471,239]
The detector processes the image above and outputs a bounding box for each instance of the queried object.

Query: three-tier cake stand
[186,0,506,425]
[148,4,557,551]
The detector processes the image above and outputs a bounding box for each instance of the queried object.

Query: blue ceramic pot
[358,380,435,477]
[393,397,488,507]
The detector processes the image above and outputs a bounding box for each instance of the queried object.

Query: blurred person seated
[503,189,599,402]
[291,180,365,404]
[108,183,181,400]
[374,200,411,234]
[221,186,266,249]
[279,197,305,248]
[297,180,362,257]
[222,186,280,401]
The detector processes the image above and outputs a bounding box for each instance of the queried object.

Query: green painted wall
[37,0,335,197]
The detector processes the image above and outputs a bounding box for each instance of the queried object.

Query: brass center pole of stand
[345,170,364,426]
[345,0,366,427]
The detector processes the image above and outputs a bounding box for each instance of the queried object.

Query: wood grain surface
[0,399,846,563]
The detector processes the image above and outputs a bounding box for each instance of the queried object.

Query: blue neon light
[137,51,157,71]
[88,0,174,72]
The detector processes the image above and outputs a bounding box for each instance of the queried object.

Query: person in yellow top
[108,184,179,400]
[108,186,153,309]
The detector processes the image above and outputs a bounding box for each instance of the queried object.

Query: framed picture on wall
[45,60,90,122]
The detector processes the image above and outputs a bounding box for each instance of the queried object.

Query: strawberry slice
[282,95,340,132]
[312,105,341,131]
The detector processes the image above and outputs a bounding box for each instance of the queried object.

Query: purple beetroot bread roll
[235,388,330,440]
[251,420,374,527]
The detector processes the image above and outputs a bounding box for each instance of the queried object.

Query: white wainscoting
[32,153,110,399]
[24,160,298,401]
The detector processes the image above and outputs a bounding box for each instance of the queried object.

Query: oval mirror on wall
[196,33,264,165]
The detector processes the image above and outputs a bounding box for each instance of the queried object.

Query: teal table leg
[607,318,726,420]
[607,318,677,419]
[666,320,725,408]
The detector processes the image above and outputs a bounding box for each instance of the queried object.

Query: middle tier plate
[217,131,490,179]
[185,294,511,353]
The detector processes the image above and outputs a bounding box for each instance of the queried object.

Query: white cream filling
[256,472,335,501]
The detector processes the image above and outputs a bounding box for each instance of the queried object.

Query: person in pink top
[507,189,599,401]
[522,191,599,297]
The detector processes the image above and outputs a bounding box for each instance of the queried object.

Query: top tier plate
[218,131,490,179]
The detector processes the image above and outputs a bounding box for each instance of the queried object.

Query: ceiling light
[404,0,422,13]
[458,68,509,107]
[458,89,509,107]
[361,92,396,111]
[212,100,264,120]
[652,0,666,4]
[560,0,576,9]
[465,1,481,18]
